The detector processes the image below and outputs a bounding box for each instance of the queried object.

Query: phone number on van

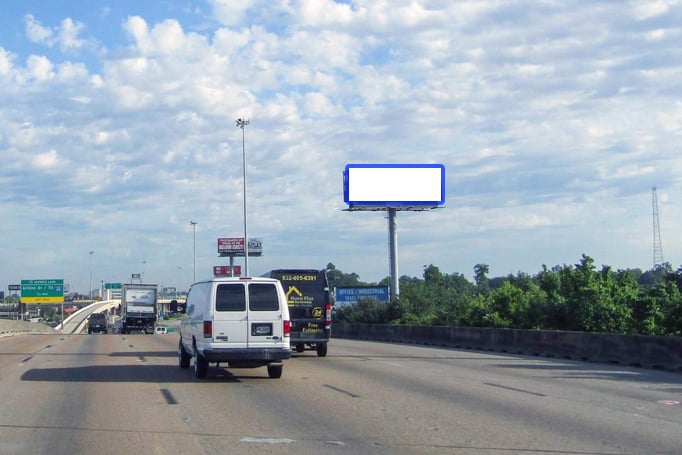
[280,275,317,281]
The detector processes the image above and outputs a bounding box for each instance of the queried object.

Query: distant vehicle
[121,284,158,334]
[178,276,291,379]
[154,326,167,335]
[87,312,108,334]
[262,269,332,356]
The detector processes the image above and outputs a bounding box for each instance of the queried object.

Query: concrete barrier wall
[332,322,682,372]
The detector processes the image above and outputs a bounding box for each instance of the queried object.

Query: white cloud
[32,149,60,169]
[58,18,86,51]
[631,0,674,20]
[24,14,87,52]
[25,55,54,81]
[209,0,256,26]
[24,14,54,44]
[0,47,13,75]
[297,0,354,26]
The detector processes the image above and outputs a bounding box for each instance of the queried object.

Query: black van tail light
[283,320,291,336]
[325,304,332,329]
[203,321,212,338]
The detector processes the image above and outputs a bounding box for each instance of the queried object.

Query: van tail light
[325,304,332,329]
[283,320,291,337]
[203,320,212,338]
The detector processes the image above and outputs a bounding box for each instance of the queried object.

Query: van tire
[194,351,209,378]
[316,342,328,357]
[178,340,191,369]
[296,343,305,353]
[267,364,283,378]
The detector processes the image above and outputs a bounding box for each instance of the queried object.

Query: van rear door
[213,282,248,347]
[246,282,284,348]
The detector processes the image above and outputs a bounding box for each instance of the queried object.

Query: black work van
[263,269,331,356]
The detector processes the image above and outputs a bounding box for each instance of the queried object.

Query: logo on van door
[312,307,323,319]
[285,285,314,306]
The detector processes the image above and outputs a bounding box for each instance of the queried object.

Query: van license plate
[252,323,272,336]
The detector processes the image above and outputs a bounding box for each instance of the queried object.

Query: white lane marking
[240,437,295,444]
[657,400,680,406]
[325,440,345,446]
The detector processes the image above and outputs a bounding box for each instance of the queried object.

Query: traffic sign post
[20,279,64,324]
[20,279,64,304]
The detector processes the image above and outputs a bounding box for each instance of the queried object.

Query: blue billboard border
[343,163,445,208]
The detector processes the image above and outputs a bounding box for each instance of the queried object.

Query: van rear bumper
[201,348,291,363]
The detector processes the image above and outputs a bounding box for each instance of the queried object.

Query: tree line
[327,255,682,337]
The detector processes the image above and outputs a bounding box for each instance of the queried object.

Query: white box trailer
[121,284,158,334]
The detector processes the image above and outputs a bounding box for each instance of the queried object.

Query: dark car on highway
[88,312,108,334]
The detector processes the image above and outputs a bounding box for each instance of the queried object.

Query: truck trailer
[121,284,158,334]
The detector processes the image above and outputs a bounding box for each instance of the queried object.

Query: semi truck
[120,284,158,334]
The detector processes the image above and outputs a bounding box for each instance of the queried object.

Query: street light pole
[89,250,94,300]
[236,118,250,276]
[177,266,182,297]
[190,221,197,283]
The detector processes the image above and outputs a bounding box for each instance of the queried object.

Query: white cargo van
[178,277,291,379]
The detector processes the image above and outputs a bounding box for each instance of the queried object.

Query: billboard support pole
[388,208,399,299]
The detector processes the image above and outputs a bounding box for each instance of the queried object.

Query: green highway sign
[105,282,123,289]
[21,279,64,304]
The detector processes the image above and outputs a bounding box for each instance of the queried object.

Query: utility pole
[89,250,94,300]
[190,221,197,282]
[652,187,664,267]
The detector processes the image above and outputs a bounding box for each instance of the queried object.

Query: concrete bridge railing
[332,322,682,372]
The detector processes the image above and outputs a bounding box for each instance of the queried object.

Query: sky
[1,0,682,295]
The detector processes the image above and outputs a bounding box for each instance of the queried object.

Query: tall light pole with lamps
[190,221,197,282]
[89,250,94,300]
[235,118,250,276]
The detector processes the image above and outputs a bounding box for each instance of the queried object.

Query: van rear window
[248,284,279,311]
[216,284,246,311]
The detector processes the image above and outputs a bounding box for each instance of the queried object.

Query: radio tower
[652,187,664,267]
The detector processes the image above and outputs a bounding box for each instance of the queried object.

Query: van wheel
[296,343,305,353]
[316,342,328,357]
[194,351,208,378]
[267,364,283,378]
[178,340,191,369]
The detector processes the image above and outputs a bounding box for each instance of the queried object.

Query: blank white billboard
[344,164,445,207]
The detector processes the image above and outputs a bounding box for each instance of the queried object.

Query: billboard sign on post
[218,237,244,255]
[217,238,263,257]
[343,164,445,208]
[213,266,242,277]
[342,163,446,301]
